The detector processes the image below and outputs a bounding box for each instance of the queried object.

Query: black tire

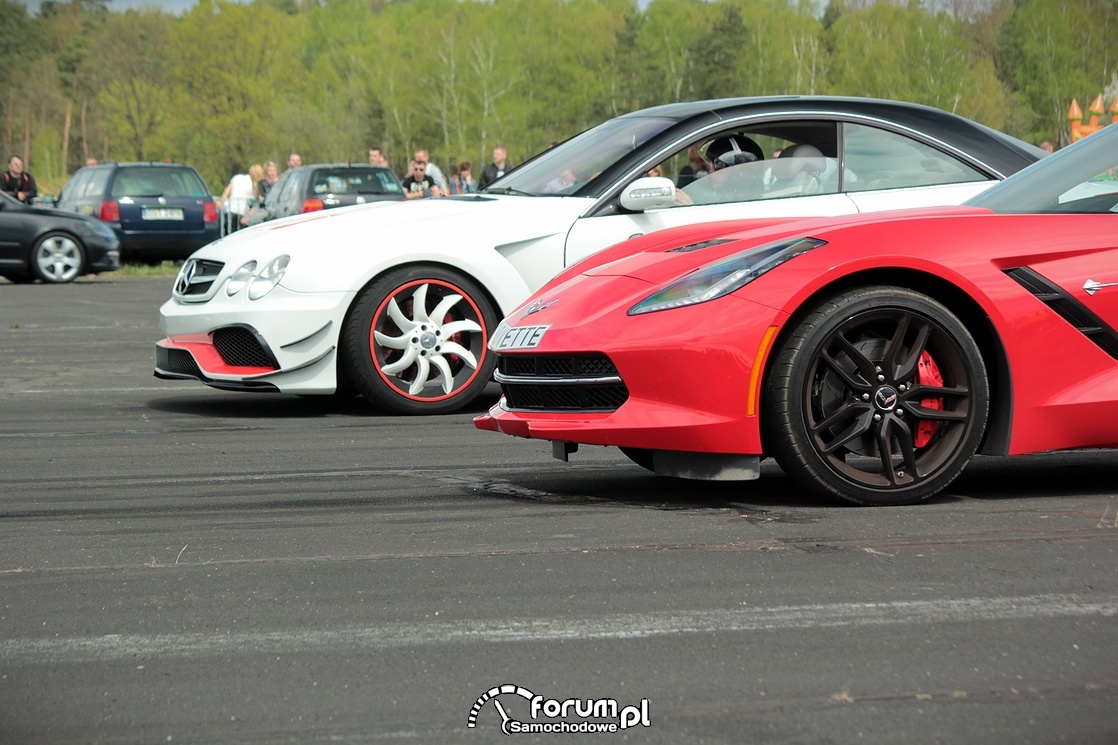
[341,265,498,415]
[763,287,988,506]
[31,232,86,283]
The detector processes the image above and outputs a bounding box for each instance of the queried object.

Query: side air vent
[213,326,278,369]
[1004,266,1118,360]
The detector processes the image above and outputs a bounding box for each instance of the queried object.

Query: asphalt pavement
[1,276,1116,744]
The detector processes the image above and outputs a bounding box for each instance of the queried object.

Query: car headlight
[225,261,257,296]
[223,256,290,300]
[247,255,290,300]
[628,237,826,315]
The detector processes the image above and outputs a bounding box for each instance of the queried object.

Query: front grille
[496,354,628,412]
[499,355,619,378]
[213,327,277,368]
[174,259,225,298]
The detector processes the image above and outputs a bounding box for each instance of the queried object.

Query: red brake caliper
[915,350,944,448]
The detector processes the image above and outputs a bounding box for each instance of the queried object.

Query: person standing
[368,147,390,169]
[248,163,266,206]
[1,155,37,204]
[220,167,255,232]
[447,161,477,194]
[400,159,442,199]
[258,161,279,201]
[478,146,511,189]
[413,148,447,192]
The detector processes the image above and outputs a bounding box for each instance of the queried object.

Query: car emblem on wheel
[874,386,899,411]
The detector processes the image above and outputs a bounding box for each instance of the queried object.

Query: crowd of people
[214,144,514,231]
[378,144,512,199]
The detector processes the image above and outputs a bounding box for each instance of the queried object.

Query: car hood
[574,206,988,287]
[27,205,98,224]
[193,194,591,267]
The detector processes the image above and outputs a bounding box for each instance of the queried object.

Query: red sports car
[475,123,1118,506]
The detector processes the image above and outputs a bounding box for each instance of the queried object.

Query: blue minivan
[56,162,219,262]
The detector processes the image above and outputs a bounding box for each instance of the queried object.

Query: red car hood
[569,206,987,286]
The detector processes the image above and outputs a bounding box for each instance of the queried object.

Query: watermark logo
[467,683,651,735]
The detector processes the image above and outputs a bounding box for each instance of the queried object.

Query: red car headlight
[628,237,826,315]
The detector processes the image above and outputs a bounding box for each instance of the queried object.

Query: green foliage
[996,0,1118,145]
[5,0,1114,193]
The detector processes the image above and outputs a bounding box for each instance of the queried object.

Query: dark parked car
[0,190,120,283]
[244,164,405,225]
[56,161,219,262]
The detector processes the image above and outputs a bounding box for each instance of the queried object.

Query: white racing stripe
[4,594,1115,663]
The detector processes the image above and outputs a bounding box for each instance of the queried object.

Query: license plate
[142,208,184,220]
[491,321,550,350]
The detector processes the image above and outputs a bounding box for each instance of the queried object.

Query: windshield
[111,166,209,199]
[967,125,1118,214]
[485,115,678,197]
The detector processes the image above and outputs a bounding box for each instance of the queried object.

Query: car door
[271,169,304,219]
[562,122,860,268]
[0,195,33,268]
[1011,213,1118,436]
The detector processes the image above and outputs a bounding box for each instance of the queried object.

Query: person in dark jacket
[1,155,37,203]
[478,146,511,189]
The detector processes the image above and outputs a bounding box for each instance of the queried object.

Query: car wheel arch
[757,267,1011,459]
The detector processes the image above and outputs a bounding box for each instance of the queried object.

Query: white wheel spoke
[408,356,431,395]
[386,297,416,332]
[439,341,477,369]
[381,346,418,375]
[430,355,454,394]
[373,329,409,350]
[409,284,431,324]
[441,319,482,337]
[429,292,462,322]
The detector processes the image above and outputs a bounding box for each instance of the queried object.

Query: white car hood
[192,194,593,292]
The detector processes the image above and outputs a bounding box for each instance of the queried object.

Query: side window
[58,171,87,204]
[843,123,986,192]
[84,169,111,199]
[670,127,841,207]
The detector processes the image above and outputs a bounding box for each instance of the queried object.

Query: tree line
[1,0,1116,195]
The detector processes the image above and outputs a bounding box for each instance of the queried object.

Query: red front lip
[156,335,277,377]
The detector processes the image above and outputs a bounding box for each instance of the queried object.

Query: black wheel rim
[802,307,976,492]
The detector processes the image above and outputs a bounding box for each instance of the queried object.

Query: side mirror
[619,176,676,212]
